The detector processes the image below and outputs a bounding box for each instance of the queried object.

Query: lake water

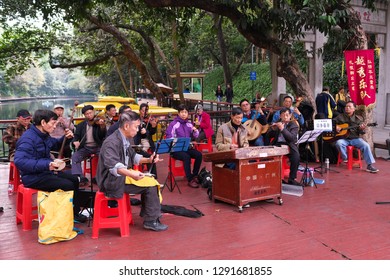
[0,97,95,120]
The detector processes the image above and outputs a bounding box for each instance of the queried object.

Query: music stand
[297,130,322,188]
[312,119,340,175]
[156,137,191,193]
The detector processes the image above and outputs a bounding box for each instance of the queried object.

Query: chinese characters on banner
[344,49,376,108]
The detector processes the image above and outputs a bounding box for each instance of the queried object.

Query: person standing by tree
[225,84,234,103]
[315,86,337,119]
[215,84,224,102]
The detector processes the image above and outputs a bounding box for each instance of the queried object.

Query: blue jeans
[335,138,375,165]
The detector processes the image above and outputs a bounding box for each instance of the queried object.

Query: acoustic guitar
[323,122,377,142]
[243,98,266,141]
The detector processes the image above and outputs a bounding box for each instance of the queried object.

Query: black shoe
[74,213,88,223]
[91,177,97,184]
[288,179,302,186]
[130,198,141,206]
[143,220,168,232]
[366,164,379,173]
[79,176,89,187]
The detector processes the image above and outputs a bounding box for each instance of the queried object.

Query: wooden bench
[373,141,389,157]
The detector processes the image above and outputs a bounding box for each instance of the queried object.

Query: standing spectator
[2,109,32,161]
[335,86,350,115]
[215,84,224,102]
[193,104,214,143]
[103,104,117,129]
[166,104,203,188]
[316,86,337,119]
[335,86,350,103]
[14,109,87,223]
[225,84,234,103]
[51,104,75,160]
[71,105,106,183]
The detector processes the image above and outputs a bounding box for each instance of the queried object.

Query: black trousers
[25,172,81,214]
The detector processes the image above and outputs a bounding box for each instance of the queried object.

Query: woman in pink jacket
[193,104,214,142]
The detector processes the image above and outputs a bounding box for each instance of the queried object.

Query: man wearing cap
[193,104,214,143]
[71,105,107,183]
[2,109,32,161]
[51,104,75,160]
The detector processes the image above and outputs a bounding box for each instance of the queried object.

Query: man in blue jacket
[15,109,87,223]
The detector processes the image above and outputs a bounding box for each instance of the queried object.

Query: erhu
[58,100,79,159]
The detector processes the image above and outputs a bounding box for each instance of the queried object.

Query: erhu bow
[58,100,79,159]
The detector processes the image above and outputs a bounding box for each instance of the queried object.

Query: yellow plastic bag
[37,190,77,245]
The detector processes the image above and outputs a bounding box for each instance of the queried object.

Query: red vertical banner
[344,49,376,108]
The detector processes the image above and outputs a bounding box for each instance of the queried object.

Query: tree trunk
[172,19,184,103]
[87,14,165,105]
[213,14,232,88]
[128,62,134,98]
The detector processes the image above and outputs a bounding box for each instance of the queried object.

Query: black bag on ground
[198,166,213,200]
[161,204,204,218]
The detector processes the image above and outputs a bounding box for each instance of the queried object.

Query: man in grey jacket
[96,111,167,232]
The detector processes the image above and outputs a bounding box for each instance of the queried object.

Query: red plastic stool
[8,161,21,193]
[169,156,195,178]
[92,191,133,238]
[337,145,362,170]
[195,136,213,153]
[281,155,290,178]
[16,184,38,231]
[83,154,99,178]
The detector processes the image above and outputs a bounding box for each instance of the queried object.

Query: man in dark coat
[71,105,106,181]
[96,111,167,232]
[15,109,87,223]
[268,107,301,185]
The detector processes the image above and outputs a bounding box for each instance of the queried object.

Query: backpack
[198,167,212,200]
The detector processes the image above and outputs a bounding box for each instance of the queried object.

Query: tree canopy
[0,0,379,106]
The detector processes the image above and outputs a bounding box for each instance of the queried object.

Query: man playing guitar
[240,98,267,146]
[334,101,378,173]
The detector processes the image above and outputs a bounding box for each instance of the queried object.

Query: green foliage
[204,63,272,103]
[323,58,347,95]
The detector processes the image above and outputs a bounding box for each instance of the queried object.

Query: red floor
[1,154,390,260]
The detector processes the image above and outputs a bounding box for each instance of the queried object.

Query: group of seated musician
[215,105,301,186]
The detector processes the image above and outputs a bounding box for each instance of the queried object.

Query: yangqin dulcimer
[203,145,290,212]
[203,145,289,163]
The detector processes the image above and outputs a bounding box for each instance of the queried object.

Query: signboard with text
[344,49,376,108]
